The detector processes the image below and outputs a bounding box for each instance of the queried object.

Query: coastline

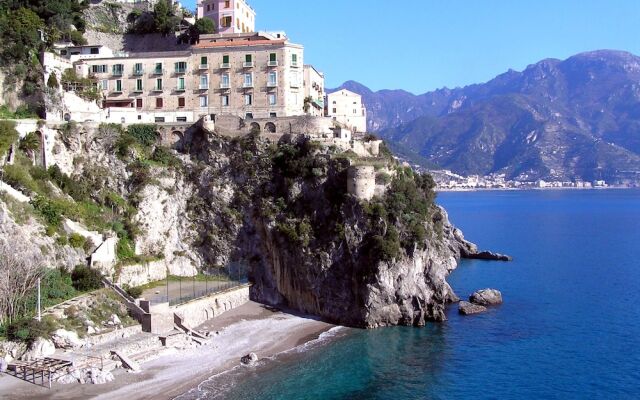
[0,302,338,400]
[436,186,636,192]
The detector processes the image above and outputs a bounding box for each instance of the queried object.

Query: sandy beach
[0,302,336,400]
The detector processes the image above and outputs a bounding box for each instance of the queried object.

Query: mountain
[330,50,640,182]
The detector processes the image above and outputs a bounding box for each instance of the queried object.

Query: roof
[194,39,287,49]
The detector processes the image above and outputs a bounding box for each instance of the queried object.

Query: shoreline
[436,186,637,192]
[0,302,338,400]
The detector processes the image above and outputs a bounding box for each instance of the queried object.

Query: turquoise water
[181,190,640,399]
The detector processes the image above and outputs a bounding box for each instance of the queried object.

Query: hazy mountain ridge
[330,50,640,182]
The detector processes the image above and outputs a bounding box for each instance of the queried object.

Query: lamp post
[36,278,41,322]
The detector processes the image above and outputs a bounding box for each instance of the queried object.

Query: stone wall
[117,260,168,288]
[347,165,376,201]
[90,237,118,277]
[172,285,250,328]
[214,115,333,137]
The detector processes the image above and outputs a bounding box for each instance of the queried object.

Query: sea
[178,189,640,400]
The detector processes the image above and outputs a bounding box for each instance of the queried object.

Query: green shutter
[223,55,229,63]
[270,53,276,62]
[246,54,252,62]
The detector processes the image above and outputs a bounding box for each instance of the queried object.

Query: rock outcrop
[465,251,513,262]
[241,352,258,365]
[470,289,503,306]
[458,301,487,315]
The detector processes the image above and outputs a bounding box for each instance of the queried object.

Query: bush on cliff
[0,120,19,157]
[71,265,103,292]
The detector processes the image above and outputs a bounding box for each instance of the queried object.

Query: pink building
[197,0,256,34]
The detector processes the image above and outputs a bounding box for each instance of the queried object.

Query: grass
[0,105,38,119]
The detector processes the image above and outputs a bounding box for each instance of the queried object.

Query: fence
[149,264,249,306]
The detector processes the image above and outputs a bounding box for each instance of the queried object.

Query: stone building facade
[327,89,367,133]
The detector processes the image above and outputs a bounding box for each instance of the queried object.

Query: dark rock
[470,289,503,306]
[458,301,487,315]
[241,352,258,365]
[465,251,513,262]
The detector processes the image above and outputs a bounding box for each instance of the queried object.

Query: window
[134,63,143,75]
[221,95,230,106]
[268,71,277,86]
[270,112,277,118]
[92,65,107,74]
[112,64,123,76]
[353,109,357,114]
[245,112,253,119]
[244,94,252,105]
[156,98,163,108]
[178,97,185,107]
[100,80,108,90]
[245,54,252,63]
[177,117,187,122]
[90,47,99,55]
[200,75,209,89]
[156,78,163,90]
[136,98,143,108]
[154,63,163,74]
[199,96,208,107]
[243,73,253,87]
[333,108,337,113]
[291,53,298,67]
[221,16,232,27]
[223,55,230,65]
[177,77,185,90]
[269,53,277,66]
[221,73,230,88]
[290,71,300,87]
[206,4,210,11]
[115,79,122,92]
[155,117,165,123]
[175,61,187,73]
[268,93,277,106]
[135,79,143,92]
[225,0,230,7]
[237,19,240,29]
[200,56,208,66]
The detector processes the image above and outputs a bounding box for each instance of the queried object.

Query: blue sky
[183,0,640,94]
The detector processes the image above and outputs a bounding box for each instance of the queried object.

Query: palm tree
[19,132,41,165]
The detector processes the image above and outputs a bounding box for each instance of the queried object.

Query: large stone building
[303,65,325,117]
[197,0,256,34]
[326,89,367,133]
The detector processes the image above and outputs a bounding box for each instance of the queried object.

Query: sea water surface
[182,190,640,399]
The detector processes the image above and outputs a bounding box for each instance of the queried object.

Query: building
[47,31,313,123]
[197,0,256,34]
[303,65,325,117]
[326,89,367,133]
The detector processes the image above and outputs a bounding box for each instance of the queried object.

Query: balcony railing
[220,63,230,69]
[243,61,255,68]
[133,87,143,93]
[220,82,230,89]
[176,86,186,92]
[153,68,164,75]
[267,81,278,88]
[199,64,208,70]
[175,68,187,74]
[243,82,254,88]
[153,86,163,92]
[199,84,209,90]
[267,60,278,67]
[112,70,124,77]
[291,62,299,68]
[133,69,144,76]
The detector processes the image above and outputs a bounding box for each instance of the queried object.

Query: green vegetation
[0,105,38,120]
[61,68,101,101]
[128,0,181,35]
[0,120,18,156]
[124,285,143,299]
[71,265,103,292]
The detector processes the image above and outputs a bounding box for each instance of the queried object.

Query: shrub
[6,317,58,348]
[116,237,136,261]
[31,195,63,227]
[68,233,86,249]
[47,73,59,89]
[0,120,18,157]
[127,124,158,146]
[125,285,143,299]
[151,146,179,167]
[71,265,103,291]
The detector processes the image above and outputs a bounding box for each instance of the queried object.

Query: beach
[0,302,336,400]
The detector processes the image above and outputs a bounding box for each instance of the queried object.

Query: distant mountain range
[329,50,640,182]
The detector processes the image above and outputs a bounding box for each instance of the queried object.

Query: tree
[182,17,216,44]
[0,7,44,65]
[19,132,41,162]
[0,239,46,325]
[47,73,59,89]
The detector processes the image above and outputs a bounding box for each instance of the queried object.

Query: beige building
[51,32,314,123]
[197,0,256,34]
[303,65,325,117]
[326,89,367,133]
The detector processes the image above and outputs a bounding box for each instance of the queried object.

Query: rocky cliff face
[2,123,481,328]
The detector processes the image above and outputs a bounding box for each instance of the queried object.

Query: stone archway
[171,130,184,150]
[265,122,276,133]
[249,122,261,134]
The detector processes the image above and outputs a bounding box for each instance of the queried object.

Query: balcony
[133,88,143,93]
[290,82,300,88]
[267,60,278,67]
[267,81,278,88]
[199,84,209,90]
[133,69,144,76]
[199,64,208,70]
[243,82,254,88]
[291,62,299,68]
[153,86,163,92]
[219,63,230,69]
[243,61,255,68]
[176,86,186,92]
[219,82,230,89]
[112,70,124,77]
[175,68,187,74]
[152,68,164,75]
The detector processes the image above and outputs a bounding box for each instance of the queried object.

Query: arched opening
[171,130,184,151]
[249,122,261,134]
[265,122,276,133]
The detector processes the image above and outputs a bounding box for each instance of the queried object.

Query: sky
[183,0,640,94]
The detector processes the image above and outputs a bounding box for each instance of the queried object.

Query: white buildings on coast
[42,0,367,134]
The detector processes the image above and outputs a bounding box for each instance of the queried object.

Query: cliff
[1,122,485,328]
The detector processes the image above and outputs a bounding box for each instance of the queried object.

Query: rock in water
[458,301,487,315]
[241,353,258,365]
[470,289,503,306]
[466,251,513,261]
